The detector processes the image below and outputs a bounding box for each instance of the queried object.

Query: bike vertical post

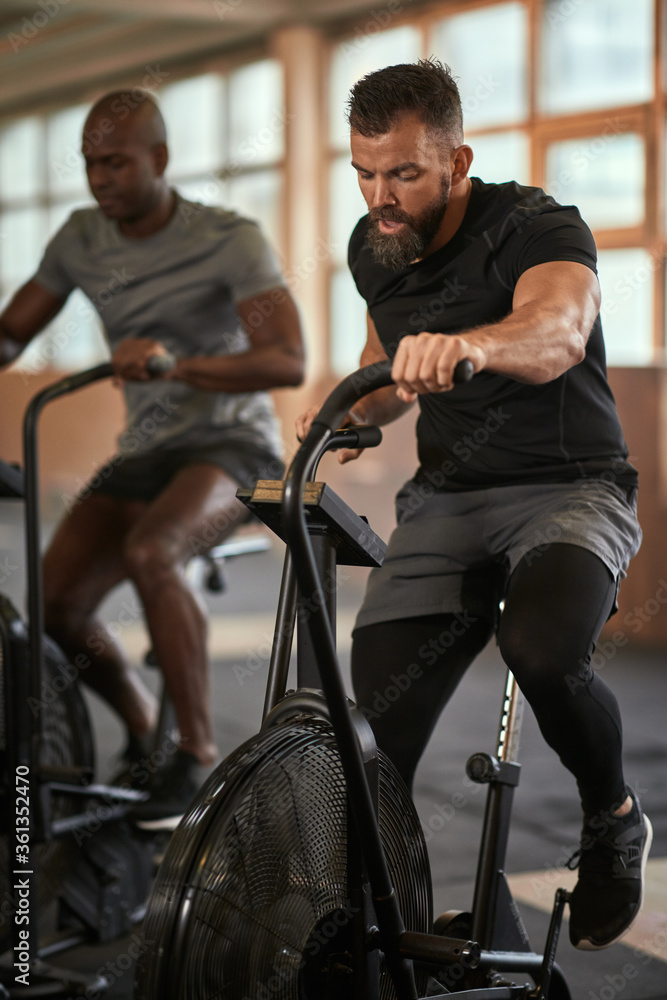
[16,365,112,974]
[296,532,337,691]
[262,551,298,720]
[469,670,526,951]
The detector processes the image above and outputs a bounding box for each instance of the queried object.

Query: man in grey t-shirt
[0,90,305,828]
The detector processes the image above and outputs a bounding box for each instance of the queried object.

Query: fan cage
[138,715,432,1000]
[0,605,94,953]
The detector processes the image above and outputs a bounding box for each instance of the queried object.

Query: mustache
[368,207,413,226]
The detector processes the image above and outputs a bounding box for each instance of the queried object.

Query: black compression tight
[351,544,626,817]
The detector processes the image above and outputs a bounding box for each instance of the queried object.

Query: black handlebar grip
[453,359,474,383]
[145,352,176,376]
[335,425,383,450]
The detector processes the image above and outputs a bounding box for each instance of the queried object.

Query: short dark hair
[346,58,463,146]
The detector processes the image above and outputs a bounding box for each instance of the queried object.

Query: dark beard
[366,181,450,271]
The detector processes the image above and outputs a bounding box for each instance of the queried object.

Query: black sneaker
[109,732,154,788]
[128,748,204,831]
[568,789,652,950]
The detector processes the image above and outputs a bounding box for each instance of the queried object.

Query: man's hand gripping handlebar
[295,358,473,465]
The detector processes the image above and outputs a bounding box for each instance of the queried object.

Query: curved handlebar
[308,356,473,442]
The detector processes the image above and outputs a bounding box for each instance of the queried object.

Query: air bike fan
[136,360,572,1000]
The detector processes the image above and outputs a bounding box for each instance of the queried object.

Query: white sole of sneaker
[575,815,653,951]
[135,814,184,832]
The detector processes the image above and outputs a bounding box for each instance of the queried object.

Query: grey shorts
[82,444,284,503]
[355,478,642,631]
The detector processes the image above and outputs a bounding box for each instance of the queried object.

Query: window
[0,59,284,373]
[159,61,285,250]
[433,2,528,130]
[597,249,655,366]
[327,0,663,370]
[540,0,653,115]
[545,132,645,231]
[0,110,103,375]
[468,131,530,187]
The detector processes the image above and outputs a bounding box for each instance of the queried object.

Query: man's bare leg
[121,463,247,766]
[43,492,158,737]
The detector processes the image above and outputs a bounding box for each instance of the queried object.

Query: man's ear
[152,142,169,177]
[451,144,473,187]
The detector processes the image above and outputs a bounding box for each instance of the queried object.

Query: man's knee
[498,621,583,695]
[122,535,175,583]
[43,586,87,638]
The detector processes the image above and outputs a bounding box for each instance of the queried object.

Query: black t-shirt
[348,177,637,491]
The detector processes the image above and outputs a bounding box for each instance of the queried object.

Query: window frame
[324,0,666,369]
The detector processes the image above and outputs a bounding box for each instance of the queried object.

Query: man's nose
[86,164,110,191]
[371,177,397,209]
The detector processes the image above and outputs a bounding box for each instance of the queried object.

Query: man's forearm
[348,384,414,428]
[170,346,304,393]
[462,303,587,385]
[347,340,415,427]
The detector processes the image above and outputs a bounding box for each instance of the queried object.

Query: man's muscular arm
[113,288,305,389]
[392,260,598,402]
[0,280,66,367]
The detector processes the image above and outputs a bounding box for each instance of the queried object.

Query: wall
[0,368,125,519]
[604,368,667,647]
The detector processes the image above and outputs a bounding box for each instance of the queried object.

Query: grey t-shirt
[34,194,286,459]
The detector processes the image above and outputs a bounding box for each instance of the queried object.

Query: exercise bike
[135,360,573,999]
[0,362,271,997]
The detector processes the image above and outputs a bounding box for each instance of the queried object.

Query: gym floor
[1,512,666,999]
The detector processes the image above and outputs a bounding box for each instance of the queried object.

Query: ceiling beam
[0,20,253,114]
[63,0,292,24]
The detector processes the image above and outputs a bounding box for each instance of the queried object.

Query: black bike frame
[281,359,570,1000]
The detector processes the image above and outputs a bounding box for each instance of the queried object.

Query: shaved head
[84,90,167,150]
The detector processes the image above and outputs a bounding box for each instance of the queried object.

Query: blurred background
[1,4,666,996]
[1,0,666,643]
